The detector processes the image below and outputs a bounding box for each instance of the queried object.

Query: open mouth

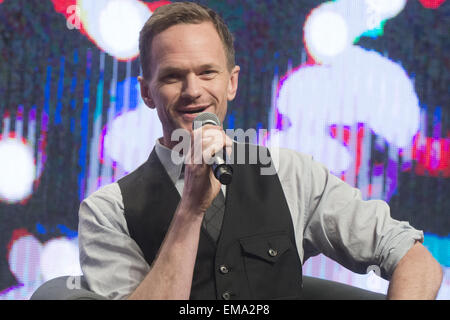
[179,106,209,114]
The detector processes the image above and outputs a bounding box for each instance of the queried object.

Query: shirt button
[219,265,229,274]
[222,291,232,300]
[268,248,278,257]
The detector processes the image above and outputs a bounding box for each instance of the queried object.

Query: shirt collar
[154,138,185,184]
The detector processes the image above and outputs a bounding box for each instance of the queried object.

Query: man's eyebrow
[158,64,221,76]
[157,66,186,76]
[197,63,221,70]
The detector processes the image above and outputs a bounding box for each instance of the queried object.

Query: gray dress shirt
[78,140,423,299]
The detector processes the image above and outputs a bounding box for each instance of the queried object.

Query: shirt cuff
[380,228,424,280]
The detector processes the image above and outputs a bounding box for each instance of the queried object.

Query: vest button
[268,248,278,257]
[219,265,229,274]
[222,291,232,300]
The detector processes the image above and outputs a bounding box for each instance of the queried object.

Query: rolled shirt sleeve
[78,183,150,299]
[301,154,424,280]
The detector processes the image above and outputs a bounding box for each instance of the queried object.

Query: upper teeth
[185,109,204,114]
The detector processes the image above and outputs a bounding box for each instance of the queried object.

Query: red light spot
[145,0,172,12]
[329,124,365,176]
[6,229,31,261]
[418,0,446,9]
[50,0,76,13]
[412,132,450,177]
[50,0,172,61]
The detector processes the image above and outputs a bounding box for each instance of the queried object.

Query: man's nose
[181,74,201,101]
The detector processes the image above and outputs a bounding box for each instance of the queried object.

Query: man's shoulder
[267,146,314,169]
[236,142,316,181]
[82,182,122,206]
[233,141,313,163]
[272,146,313,161]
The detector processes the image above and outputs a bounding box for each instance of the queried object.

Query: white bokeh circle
[304,10,349,62]
[78,0,152,60]
[99,0,144,58]
[0,138,35,203]
[39,237,82,282]
[365,0,407,18]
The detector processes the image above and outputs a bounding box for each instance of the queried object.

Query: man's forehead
[148,22,227,74]
[152,22,220,47]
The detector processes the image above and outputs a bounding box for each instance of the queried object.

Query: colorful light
[365,0,407,18]
[0,137,35,203]
[97,0,150,60]
[102,101,163,173]
[39,238,82,282]
[418,0,446,9]
[50,0,171,61]
[304,9,349,63]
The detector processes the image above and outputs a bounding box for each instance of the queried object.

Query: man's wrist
[177,198,207,220]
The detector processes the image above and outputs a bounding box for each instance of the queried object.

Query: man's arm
[79,163,215,300]
[127,126,231,300]
[126,199,205,299]
[387,242,443,299]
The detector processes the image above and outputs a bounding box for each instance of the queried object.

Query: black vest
[118,143,303,299]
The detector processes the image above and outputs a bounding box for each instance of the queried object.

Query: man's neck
[160,136,180,150]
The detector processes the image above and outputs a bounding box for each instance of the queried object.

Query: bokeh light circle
[304,10,349,63]
[0,138,35,203]
[97,0,151,60]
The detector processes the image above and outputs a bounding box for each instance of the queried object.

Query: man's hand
[387,242,443,299]
[181,124,233,213]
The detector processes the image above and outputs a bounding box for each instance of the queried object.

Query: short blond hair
[139,2,236,79]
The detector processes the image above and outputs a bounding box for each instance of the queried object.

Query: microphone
[192,112,233,185]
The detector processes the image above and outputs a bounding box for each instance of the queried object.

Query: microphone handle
[211,153,233,185]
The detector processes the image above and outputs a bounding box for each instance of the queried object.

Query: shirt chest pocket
[239,231,303,299]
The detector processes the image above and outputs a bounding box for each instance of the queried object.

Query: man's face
[139,22,240,148]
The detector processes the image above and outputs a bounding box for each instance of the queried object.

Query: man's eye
[200,70,217,77]
[162,74,180,82]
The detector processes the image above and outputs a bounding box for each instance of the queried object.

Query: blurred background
[0,0,448,299]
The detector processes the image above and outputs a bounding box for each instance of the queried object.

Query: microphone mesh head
[192,112,221,129]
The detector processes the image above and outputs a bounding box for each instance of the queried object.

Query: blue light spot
[423,233,449,267]
[36,223,46,235]
[57,224,78,239]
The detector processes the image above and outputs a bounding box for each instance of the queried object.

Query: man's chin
[171,123,192,136]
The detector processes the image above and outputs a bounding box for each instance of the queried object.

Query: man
[78,2,442,300]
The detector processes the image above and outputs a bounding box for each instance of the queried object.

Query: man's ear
[138,76,155,109]
[227,65,240,101]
